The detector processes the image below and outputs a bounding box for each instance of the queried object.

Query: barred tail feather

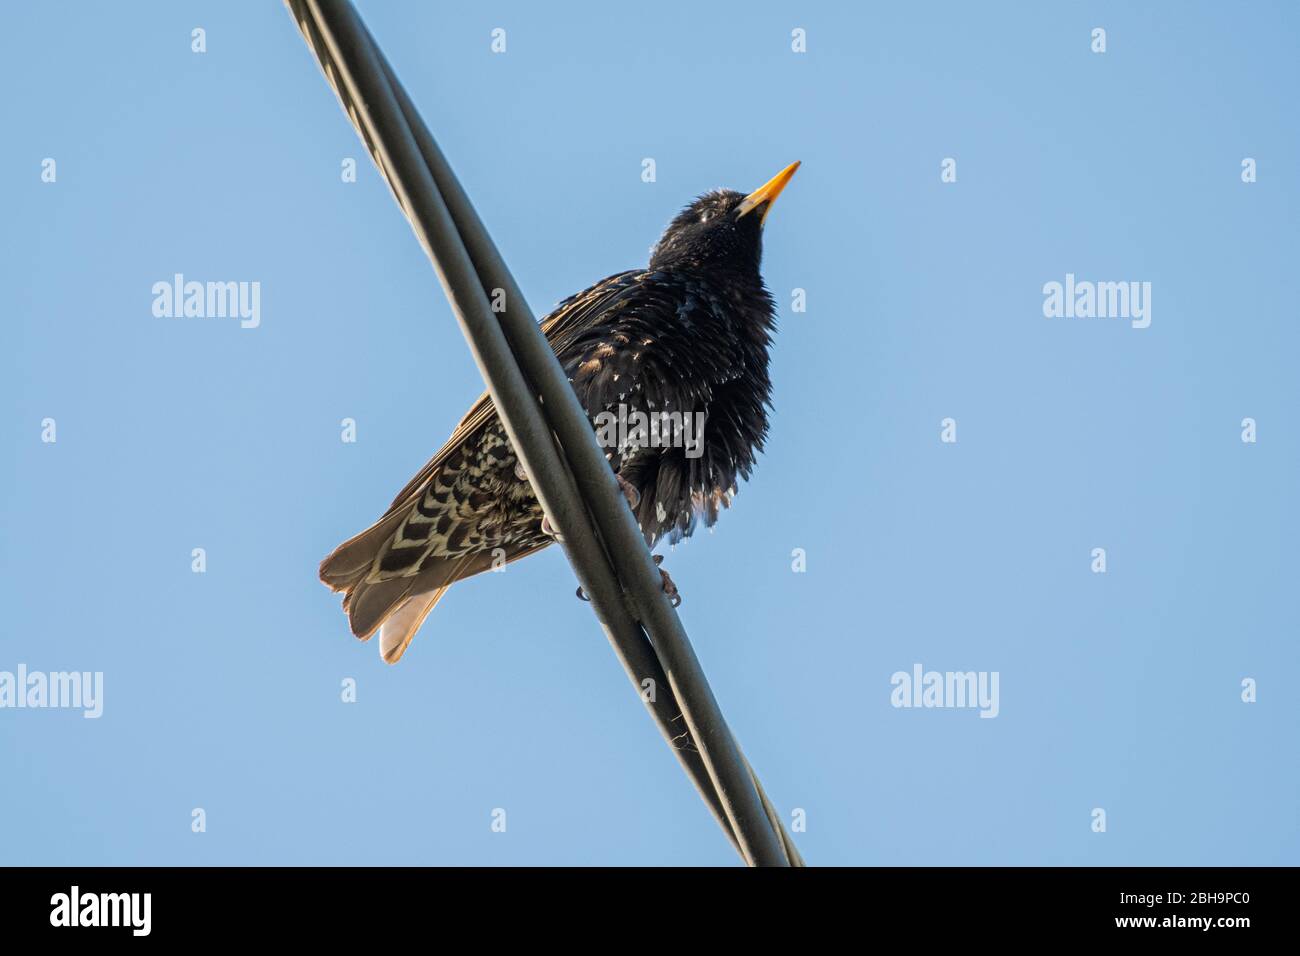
[318,508,408,591]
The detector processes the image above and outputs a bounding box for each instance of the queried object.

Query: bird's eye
[700,211,713,223]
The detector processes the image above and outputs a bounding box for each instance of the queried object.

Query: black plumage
[321,163,800,662]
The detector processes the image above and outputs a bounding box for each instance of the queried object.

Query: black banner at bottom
[0,866,1283,940]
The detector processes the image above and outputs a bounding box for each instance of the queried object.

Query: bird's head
[649,161,800,273]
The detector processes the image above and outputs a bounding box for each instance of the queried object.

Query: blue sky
[2,1,1297,865]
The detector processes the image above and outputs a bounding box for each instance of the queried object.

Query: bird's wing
[377,269,647,519]
[379,390,497,518]
[539,269,646,357]
[319,271,650,603]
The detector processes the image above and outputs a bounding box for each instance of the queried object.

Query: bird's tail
[320,520,486,664]
[318,508,406,594]
[319,510,424,659]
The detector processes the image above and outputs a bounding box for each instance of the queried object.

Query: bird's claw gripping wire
[654,554,682,608]
[541,513,563,542]
[544,469,640,559]
[570,473,679,606]
[616,473,641,511]
[575,556,681,608]
[523,458,569,542]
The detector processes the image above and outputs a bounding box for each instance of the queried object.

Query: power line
[286,0,802,867]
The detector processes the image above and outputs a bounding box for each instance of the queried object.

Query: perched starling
[321,161,800,662]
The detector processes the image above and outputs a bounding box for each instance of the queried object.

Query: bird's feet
[520,459,567,542]
[616,473,641,512]
[542,473,640,544]
[575,555,682,608]
[541,513,563,543]
[654,554,682,608]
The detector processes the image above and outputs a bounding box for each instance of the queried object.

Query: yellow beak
[736,161,801,224]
